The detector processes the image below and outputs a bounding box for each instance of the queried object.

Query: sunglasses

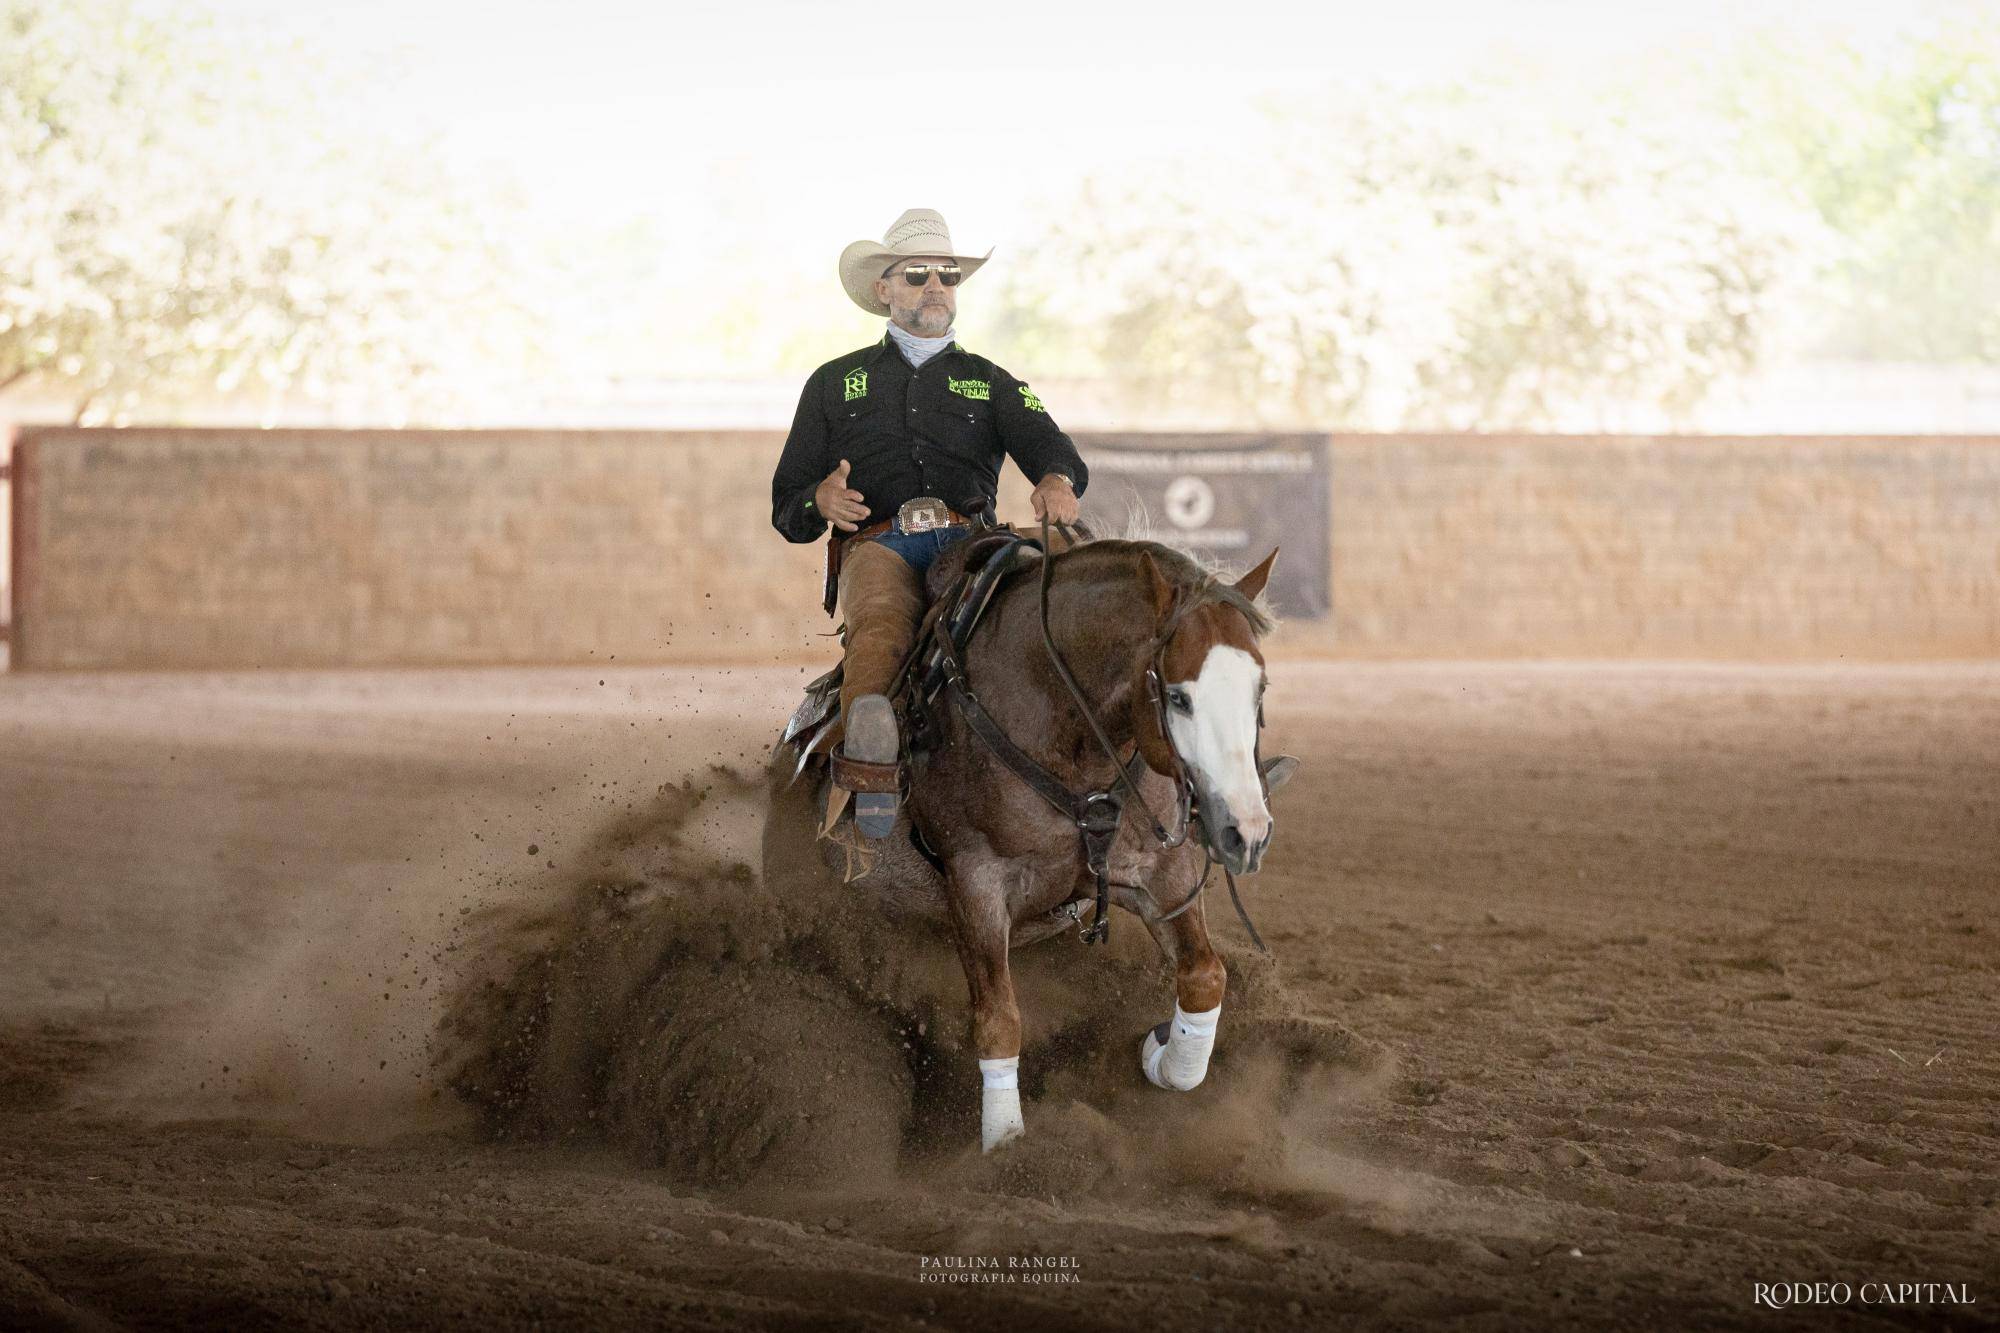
[895,264,961,287]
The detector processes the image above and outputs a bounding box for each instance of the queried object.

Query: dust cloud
[434,761,1389,1206]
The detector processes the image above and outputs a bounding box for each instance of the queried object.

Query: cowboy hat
[838,208,993,316]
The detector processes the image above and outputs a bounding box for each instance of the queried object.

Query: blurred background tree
[983,15,2000,429]
[1,0,1993,428]
[1728,16,2000,363]
[0,0,548,424]
[992,91,1807,429]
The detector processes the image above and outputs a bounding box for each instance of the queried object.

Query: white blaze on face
[1164,644,1271,848]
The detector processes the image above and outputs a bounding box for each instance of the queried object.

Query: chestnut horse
[794,536,1287,1152]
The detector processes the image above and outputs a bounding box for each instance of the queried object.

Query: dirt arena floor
[2,660,1996,1331]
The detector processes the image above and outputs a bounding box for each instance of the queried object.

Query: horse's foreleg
[1135,892,1226,1092]
[946,864,1024,1152]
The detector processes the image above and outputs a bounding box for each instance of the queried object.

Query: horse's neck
[967,559,1151,764]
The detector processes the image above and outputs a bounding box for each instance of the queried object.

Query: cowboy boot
[835,541,925,838]
[842,694,901,838]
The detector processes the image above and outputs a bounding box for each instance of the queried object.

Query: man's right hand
[814,459,869,533]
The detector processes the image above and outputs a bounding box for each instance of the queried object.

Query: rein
[1037,520,1185,848]
[935,520,1268,951]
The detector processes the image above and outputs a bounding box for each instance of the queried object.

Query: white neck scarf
[886,320,955,368]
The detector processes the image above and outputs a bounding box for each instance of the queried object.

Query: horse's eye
[1166,688,1193,713]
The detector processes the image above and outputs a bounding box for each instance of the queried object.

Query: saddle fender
[774,529,1044,782]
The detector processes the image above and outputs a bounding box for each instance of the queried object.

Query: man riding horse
[769,208,1087,839]
[771,210,1293,1156]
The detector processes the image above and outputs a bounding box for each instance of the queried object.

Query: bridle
[933,519,1270,951]
[1140,610,1269,798]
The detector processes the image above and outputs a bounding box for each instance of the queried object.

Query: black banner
[1077,435,1330,619]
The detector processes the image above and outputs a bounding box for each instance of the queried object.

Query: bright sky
[190,0,1976,275]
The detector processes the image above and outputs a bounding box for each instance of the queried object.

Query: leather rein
[933,520,1269,951]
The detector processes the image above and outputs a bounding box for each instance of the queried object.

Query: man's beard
[898,301,952,336]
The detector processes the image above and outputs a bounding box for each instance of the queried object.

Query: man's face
[875,255,957,337]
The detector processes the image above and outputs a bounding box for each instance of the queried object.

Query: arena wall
[1325,434,2000,658]
[7,427,1997,668]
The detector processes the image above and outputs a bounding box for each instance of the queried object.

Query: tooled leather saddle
[777,525,1047,788]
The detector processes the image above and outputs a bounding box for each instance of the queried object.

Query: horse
[781,533,1291,1153]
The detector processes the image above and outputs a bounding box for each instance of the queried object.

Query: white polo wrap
[979,1056,1024,1152]
[1141,1001,1220,1091]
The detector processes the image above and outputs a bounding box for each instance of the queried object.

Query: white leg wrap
[979,1056,1025,1153]
[1140,1001,1221,1091]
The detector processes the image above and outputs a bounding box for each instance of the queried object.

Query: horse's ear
[1140,552,1176,617]
[1235,547,1279,602]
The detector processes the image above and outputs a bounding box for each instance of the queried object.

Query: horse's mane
[1057,536,1276,638]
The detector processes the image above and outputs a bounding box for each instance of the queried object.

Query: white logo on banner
[1164,475,1215,529]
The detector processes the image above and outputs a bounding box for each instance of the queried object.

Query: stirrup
[837,694,902,839]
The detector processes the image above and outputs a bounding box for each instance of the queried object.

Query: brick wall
[1315,435,2000,658]
[8,428,1998,668]
[8,429,824,669]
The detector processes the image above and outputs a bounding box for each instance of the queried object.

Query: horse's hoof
[1140,1021,1175,1089]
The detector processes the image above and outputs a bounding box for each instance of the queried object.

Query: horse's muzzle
[1211,810,1272,875]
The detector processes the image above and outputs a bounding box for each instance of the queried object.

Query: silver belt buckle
[896,497,951,534]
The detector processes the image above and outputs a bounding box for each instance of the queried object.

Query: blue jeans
[868,526,971,574]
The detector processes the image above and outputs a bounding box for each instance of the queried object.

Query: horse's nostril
[1218,823,1246,856]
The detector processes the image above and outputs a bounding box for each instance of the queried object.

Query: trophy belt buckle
[895,497,953,535]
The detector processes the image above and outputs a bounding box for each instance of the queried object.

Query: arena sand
[1,662,1996,1329]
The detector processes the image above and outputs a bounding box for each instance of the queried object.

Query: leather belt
[852,497,971,542]
[824,498,972,616]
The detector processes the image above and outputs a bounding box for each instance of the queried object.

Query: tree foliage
[992,90,1807,430]
[3,1,1994,428]
[1728,17,2000,361]
[0,0,542,423]
[990,22,2000,427]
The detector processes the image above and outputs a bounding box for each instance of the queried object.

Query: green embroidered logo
[1018,384,1047,413]
[843,368,868,402]
[948,377,990,401]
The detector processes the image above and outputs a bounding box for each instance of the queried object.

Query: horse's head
[1132,547,1279,875]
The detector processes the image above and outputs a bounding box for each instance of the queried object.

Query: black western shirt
[769,336,1089,543]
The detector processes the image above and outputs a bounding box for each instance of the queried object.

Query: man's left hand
[1031,473,1079,526]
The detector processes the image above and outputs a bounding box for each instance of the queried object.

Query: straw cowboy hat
[838,208,993,316]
